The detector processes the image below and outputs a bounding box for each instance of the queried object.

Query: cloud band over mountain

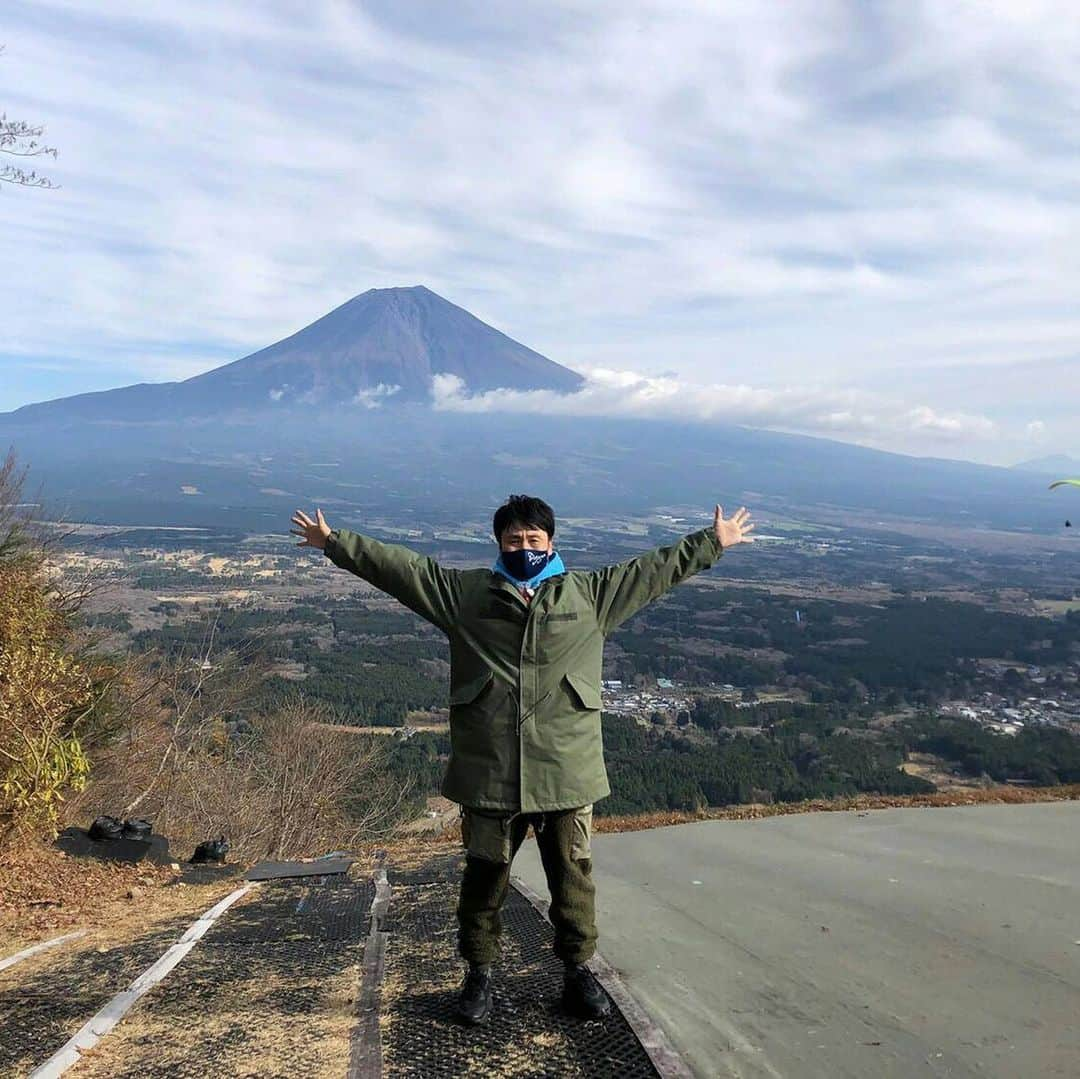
[432,369,998,449]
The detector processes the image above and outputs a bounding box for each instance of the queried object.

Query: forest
[125,588,1080,723]
[380,707,1080,819]
[116,579,1080,817]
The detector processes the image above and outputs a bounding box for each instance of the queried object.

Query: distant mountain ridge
[3,286,584,423]
[2,286,1075,537]
[1012,454,1080,477]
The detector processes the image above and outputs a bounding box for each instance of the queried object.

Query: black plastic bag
[88,815,123,842]
[191,835,229,864]
[122,818,153,842]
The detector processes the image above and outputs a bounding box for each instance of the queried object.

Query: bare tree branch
[1,46,60,190]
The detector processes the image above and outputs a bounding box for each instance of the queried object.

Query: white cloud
[902,406,996,438]
[353,383,401,409]
[432,368,999,449]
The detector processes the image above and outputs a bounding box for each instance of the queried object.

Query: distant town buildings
[939,690,1080,736]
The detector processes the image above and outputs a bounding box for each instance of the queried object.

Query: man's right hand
[291,508,332,550]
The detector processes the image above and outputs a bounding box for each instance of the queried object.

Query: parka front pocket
[562,672,602,711]
[447,668,518,796]
[447,669,514,773]
[450,669,495,707]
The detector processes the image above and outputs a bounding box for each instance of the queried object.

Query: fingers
[716,505,754,523]
[291,509,319,549]
[316,508,326,525]
[708,502,758,546]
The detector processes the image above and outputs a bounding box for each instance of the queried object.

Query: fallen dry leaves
[0,839,234,957]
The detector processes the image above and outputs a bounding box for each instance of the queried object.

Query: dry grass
[0,840,241,981]
[74,942,361,1079]
[379,831,462,868]
[2,839,168,951]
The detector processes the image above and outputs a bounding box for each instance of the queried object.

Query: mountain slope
[1,287,1073,536]
[1012,454,1080,476]
[3,286,583,423]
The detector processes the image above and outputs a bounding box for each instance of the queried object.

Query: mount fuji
[3,286,583,424]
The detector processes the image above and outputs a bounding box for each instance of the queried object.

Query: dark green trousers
[456,806,597,966]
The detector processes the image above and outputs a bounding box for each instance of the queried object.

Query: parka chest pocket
[542,609,587,631]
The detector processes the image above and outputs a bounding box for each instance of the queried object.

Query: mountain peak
[204,284,583,406]
[4,286,584,424]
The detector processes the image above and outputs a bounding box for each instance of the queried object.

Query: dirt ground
[0,841,239,958]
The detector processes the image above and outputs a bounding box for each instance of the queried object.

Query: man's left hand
[291,507,332,549]
[714,505,755,548]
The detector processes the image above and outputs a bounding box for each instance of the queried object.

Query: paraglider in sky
[1049,479,1079,529]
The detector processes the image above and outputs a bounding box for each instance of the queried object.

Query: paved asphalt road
[514,803,1080,1079]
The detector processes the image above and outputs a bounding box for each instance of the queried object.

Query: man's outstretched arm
[589,505,755,634]
[291,508,462,632]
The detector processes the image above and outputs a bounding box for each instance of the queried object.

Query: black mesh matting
[2,876,373,1079]
[381,855,660,1078]
[81,878,375,1077]
[389,854,467,888]
[0,914,195,1076]
[204,876,372,945]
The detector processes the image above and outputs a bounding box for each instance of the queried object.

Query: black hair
[492,494,555,541]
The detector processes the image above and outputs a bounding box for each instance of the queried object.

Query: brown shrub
[1,448,407,861]
[66,629,410,862]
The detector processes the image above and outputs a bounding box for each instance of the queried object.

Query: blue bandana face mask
[500,548,552,581]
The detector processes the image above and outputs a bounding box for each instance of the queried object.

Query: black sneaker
[457,965,494,1025]
[562,963,611,1019]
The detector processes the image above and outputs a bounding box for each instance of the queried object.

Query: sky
[1,0,1078,467]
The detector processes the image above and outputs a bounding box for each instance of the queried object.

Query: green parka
[324,527,723,813]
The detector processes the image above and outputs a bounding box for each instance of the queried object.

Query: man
[291,495,754,1025]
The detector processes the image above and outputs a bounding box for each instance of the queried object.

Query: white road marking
[28,882,259,1078]
[0,931,88,973]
